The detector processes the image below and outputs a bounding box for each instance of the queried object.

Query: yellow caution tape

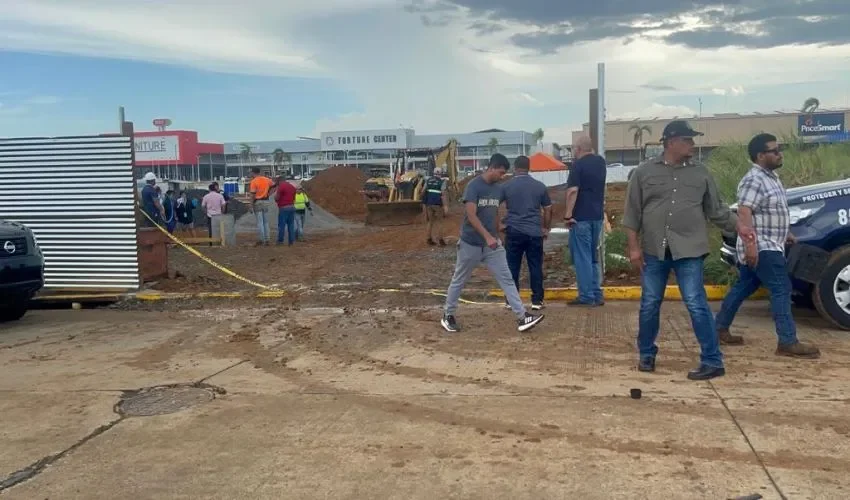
[138,207,277,291]
[428,291,492,305]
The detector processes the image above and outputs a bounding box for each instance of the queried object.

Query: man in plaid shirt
[714,133,820,358]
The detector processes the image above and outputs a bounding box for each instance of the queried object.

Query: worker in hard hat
[422,167,449,246]
[140,172,166,227]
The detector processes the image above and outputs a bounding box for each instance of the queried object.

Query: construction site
[2,76,849,499]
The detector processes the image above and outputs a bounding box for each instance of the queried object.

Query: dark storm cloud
[408,0,850,52]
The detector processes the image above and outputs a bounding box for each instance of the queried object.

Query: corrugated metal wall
[0,135,140,290]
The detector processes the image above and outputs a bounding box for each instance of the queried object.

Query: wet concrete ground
[1,301,848,499]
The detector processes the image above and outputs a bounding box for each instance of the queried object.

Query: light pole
[698,97,703,162]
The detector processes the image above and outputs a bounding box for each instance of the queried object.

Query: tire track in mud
[202,307,850,473]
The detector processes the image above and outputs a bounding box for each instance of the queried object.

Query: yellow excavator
[364,139,458,226]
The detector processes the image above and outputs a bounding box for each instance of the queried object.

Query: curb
[33,286,766,303]
[488,285,768,301]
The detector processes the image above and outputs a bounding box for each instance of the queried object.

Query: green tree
[801,97,820,114]
[239,143,253,163]
[629,124,652,159]
[532,128,545,143]
[272,148,291,175]
[487,137,499,154]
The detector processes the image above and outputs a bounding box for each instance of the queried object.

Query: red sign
[152,118,172,128]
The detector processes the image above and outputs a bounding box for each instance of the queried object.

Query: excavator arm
[430,139,459,199]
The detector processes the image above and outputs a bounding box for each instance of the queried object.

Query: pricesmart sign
[797,113,846,137]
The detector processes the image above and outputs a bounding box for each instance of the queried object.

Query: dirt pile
[549,182,628,226]
[303,166,369,220]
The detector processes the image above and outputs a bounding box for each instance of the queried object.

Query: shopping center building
[572,109,850,165]
[220,128,542,179]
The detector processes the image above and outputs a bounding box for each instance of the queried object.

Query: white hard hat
[143,172,156,182]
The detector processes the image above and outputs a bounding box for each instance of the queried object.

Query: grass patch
[708,139,850,201]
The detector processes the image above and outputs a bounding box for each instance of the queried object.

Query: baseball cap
[143,172,156,182]
[661,120,704,141]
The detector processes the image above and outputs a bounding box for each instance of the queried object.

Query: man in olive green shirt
[623,120,754,381]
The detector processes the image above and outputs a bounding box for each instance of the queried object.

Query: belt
[255,197,269,201]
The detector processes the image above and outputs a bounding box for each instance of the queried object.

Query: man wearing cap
[623,120,755,381]
[140,172,165,227]
[422,167,449,246]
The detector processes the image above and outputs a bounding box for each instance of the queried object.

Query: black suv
[0,220,44,322]
[720,178,850,330]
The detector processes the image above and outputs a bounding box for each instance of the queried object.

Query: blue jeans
[505,228,545,304]
[277,206,296,245]
[638,253,724,368]
[569,220,604,304]
[715,250,798,345]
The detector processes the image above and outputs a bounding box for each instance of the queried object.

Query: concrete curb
[33,285,766,303]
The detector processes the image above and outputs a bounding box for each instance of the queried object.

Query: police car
[720,178,850,330]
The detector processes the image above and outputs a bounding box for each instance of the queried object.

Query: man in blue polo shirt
[502,155,552,310]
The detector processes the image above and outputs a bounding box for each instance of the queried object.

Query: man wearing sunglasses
[714,133,820,358]
[623,120,755,380]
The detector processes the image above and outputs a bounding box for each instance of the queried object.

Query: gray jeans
[254,199,272,242]
[445,240,526,319]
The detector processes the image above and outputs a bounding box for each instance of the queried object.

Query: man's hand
[564,217,576,228]
[543,228,551,239]
[443,205,449,216]
[744,238,759,268]
[485,235,499,249]
[786,233,797,245]
[628,246,644,270]
[736,220,755,243]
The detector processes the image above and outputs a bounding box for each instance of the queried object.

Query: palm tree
[629,124,652,159]
[487,137,499,154]
[801,97,820,114]
[239,143,253,163]
[532,128,545,144]
[272,148,291,175]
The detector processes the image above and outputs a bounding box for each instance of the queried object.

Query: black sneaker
[440,315,459,333]
[504,301,512,309]
[517,312,544,332]
[531,302,544,311]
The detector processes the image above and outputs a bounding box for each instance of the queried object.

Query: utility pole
[597,63,606,283]
[698,97,703,162]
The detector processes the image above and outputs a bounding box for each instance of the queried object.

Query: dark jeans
[277,206,296,245]
[569,220,604,303]
[715,250,798,345]
[505,228,544,304]
[638,253,723,368]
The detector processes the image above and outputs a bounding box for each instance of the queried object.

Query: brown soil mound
[303,166,368,220]
[549,182,628,226]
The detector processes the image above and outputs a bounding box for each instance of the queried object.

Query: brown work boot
[776,341,821,359]
[717,328,744,345]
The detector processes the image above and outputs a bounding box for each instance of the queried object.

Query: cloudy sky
[1,0,848,143]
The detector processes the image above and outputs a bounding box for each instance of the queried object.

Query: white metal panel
[0,135,140,290]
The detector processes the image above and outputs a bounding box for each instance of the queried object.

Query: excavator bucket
[365,200,423,226]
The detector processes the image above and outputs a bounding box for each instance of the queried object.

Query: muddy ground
[157,205,576,295]
[2,301,848,499]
